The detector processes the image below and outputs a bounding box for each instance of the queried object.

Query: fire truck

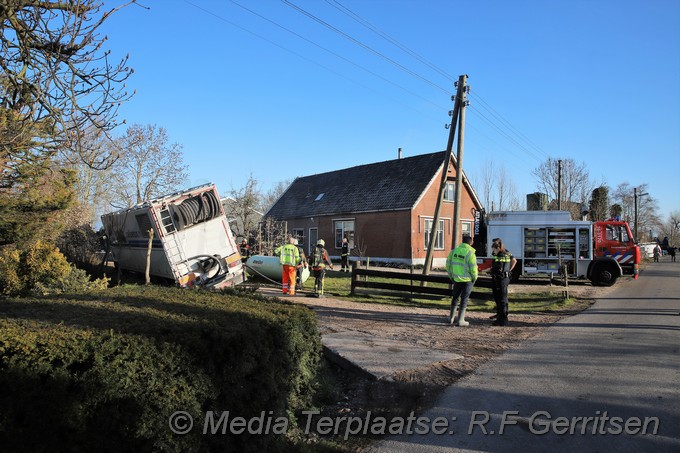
[475,211,640,286]
[101,184,246,289]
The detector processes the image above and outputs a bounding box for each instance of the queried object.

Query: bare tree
[224,175,263,240]
[612,182,661,242]
[659,211,680,246]
[532,158,594,218]
[474,161,494,212]
[108,124,187,209]
[474,161,520,212]
[495,165,521,211]
[0,0,136,170]
[60,127,117,224]
[261,179,293,213]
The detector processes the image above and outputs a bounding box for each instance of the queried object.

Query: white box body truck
[101,184,245,289]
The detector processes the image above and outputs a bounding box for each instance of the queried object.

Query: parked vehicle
[101,184,246,289]
[475,211,640,286]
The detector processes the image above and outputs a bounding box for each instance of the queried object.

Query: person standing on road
[341,236,350,272]
[653,243,662,262]
[311,239,333,297]
[274,236,301,295]
[490,238,517,326]
[445,235,478,326]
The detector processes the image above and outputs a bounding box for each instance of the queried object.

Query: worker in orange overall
[274,236,302,295]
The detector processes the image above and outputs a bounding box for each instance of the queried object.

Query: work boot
[456,307,469,327]
[448,303,458,325]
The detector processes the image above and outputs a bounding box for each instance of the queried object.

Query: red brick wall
[282,161,480,264]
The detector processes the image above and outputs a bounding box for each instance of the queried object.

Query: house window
[461,221,471,238]
[443,182,456,202]
[334,220,355,249]
[292,228,304,247]
[424,218,444,250]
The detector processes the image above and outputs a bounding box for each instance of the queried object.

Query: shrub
[56,222,104,272]
[0,321,212,453]
[0,241,108,297]
[0,286,323,452]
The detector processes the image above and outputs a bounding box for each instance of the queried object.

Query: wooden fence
[350,265,491,298]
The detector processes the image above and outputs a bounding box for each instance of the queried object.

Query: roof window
[314,193,325,202]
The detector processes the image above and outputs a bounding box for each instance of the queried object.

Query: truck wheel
[592,264,618,287]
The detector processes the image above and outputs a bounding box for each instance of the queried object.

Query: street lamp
[634,187,649,241]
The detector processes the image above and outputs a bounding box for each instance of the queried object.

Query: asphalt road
[367,258,680,452]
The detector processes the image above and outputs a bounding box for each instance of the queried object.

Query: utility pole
[633,187,648,241]
[557,159,562,210]
[452,79,468,252]
[423,74,467,275]
[634,187,638,240]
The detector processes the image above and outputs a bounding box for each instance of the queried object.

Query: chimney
[398,147,402,159]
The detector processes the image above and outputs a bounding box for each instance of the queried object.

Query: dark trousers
[492,276,510,321]
[451,281,474,311]
[313,268,326,294]
[341,255,349,270]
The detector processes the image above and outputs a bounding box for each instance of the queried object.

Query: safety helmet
[317,239,325,247]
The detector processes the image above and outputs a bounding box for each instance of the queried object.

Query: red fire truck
[475,211,640,286]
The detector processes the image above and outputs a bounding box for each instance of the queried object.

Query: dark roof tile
[266,151,447,219]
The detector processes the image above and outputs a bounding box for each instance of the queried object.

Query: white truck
[101,184,246,289]
[476,210,640,286]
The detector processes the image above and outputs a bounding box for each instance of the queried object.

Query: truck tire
[591,264,618,287]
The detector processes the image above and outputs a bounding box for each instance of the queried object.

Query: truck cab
[590,221,640,285]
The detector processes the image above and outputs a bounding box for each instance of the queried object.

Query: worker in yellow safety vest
[274,236,302,295]
[445,235,478,326]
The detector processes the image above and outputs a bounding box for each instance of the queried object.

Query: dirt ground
[263,281,619,449]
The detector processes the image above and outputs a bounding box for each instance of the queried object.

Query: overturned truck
[101,184,246,289]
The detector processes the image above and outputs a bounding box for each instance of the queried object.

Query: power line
[282,0,451,94]
[468,90,551,160]
[228,0,447,114]
[324,0,457,83]
[191,0,552,170]
[302,1,552,165]
[183,0,442,120]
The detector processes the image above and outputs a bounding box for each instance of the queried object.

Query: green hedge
[0,286,323,452]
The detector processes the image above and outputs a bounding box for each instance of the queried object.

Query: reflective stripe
[445,243,478,282]
[275,244,300,266]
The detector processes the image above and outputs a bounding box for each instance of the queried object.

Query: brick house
[264,151,483,267]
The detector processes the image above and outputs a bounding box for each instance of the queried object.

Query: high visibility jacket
[491,251,513,276]
[445,243,478,282]
[275,243,300,267]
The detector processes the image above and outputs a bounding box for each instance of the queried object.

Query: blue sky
[101,0,680,220]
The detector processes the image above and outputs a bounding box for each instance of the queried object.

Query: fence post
[350,261,356,295]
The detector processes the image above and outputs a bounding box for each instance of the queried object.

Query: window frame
[443,182,456,202]
[424,218,445,250]
[334,219,355,249]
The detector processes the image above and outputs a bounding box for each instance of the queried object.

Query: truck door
[595,222,638,272]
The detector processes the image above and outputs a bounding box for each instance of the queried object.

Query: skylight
[314,193,325,202]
